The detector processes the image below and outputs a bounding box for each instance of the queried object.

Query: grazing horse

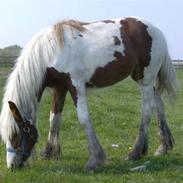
[0,17,176,170]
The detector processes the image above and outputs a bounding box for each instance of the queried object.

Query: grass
[0,69,183,183]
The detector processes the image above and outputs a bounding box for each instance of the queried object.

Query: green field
[0,70,183,183]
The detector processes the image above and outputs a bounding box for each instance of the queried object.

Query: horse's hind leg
[154,90,174,155]
[126,84,154,160]
[41,88,67,159]
[68,82,106,171]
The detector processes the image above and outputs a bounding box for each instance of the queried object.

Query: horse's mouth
[9,160,28,170]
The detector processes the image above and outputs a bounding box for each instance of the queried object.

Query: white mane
[0,26,59,142]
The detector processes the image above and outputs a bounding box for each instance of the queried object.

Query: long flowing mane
[53,20,87,47]
[0,20,88,142]
[0,26,60,142]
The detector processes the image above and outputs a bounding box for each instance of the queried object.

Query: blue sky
[0,0,182,59]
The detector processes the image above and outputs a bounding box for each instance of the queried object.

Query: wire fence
[173,60,183,70]
[0,56,182,76]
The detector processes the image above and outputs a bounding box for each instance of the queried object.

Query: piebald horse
[0,17,177,170]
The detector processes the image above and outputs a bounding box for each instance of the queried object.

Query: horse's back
[52,17,168,87]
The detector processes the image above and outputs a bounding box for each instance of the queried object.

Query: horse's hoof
[85,150,106,171]
[41,142,60,159]
[125,150,141,161]
[40,150,50,159]
[154,144,167,156]
[85,159,103,171]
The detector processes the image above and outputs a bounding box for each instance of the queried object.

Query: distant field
[0,70,183,183]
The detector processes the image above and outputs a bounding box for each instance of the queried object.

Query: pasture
[0,70,183,183]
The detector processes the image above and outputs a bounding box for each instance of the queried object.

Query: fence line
[0,56,183,69]
[173,61,183,70]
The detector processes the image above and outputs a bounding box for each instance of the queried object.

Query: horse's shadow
[101,156,183,175]
[35,154,183,175]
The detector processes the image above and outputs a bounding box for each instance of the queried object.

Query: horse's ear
[8,101,23,126]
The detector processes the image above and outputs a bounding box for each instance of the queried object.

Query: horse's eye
[23,127,30,133]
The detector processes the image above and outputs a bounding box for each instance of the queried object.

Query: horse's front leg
[69,82,106,171]
[126,85,154,160]
[41,88,67,159]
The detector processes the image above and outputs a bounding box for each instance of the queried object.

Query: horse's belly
[87,56,134,88]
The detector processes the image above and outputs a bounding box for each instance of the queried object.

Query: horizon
[0,0,182,59]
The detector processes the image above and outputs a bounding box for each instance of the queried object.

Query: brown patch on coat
[51,88,67,114]
[41,67,78,106]
[89,17,152,86]
[10,133,20,149]
[120,18,152,81]
[89,50,135,87]
[54,20,88,48]
[113,36,121,45]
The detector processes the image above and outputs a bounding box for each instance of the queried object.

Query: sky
[0,0,182,59]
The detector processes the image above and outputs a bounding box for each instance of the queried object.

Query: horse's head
[6,101,38,169]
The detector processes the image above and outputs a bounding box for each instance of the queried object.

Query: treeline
[0,45,22,57]
[0,45,22,67]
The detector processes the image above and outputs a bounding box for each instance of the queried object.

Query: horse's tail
[157,52,177,102]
